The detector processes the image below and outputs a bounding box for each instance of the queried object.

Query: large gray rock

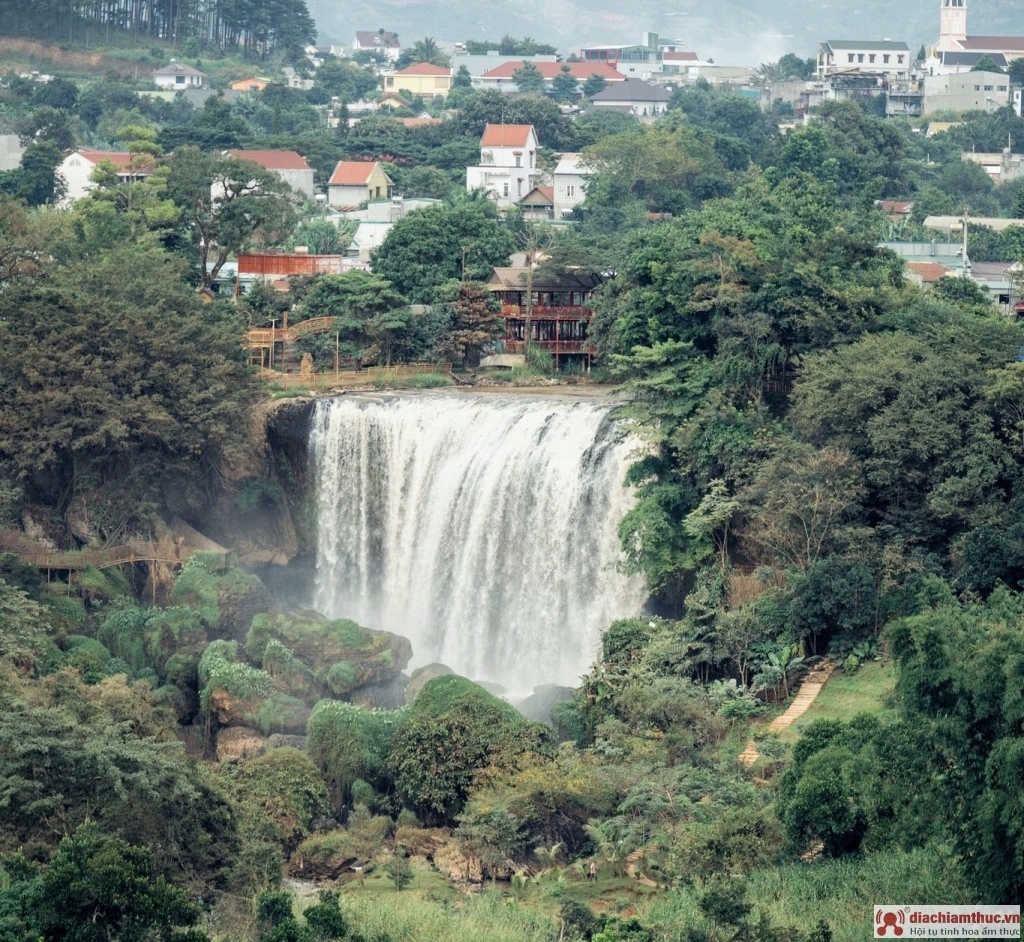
[405,663,454,703]
[517,684,574,723]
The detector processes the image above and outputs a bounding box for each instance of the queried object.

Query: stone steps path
[737,661,835,767]
[624,849,659,889]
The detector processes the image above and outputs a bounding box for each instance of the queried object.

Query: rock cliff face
[199,397,317,573]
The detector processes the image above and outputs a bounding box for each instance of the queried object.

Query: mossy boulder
[405,663,454,704]
[172,555,271,641]
[246,610,411,697]
[261,638,326,705]
[199,640,275,726]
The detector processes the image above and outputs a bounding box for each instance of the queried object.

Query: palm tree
[410,37,450,67]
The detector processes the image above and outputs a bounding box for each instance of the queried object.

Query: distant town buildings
[588,78,671,121]
[816,40,911,81]
[353,30,401,62]
[382,63,453,97]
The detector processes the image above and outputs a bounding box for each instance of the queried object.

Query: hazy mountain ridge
[311,0,1023,65]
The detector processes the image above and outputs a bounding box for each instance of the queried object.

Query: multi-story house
[552,154,591,220]
[465,124,539,209]
[58,149,156,205]
[487,267,604,368]
[353,30,400,62]
[817,40,911,80]
[382,63,453,97]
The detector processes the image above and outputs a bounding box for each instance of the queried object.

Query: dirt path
[737,661,834,767]
[624,850,659,889]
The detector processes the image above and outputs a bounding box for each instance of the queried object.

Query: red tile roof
[480,124,535,147]
[329,160,386,186]
[76,150,156,172]
[397,117,441,127]
[480,61,624,82]
[907,261,952,284]
[878,199,914,214]
[961,35,1024,52]
[393,62,451,76]
[227,149,311,171]
[526,185,554,203]
[663,50,699,61]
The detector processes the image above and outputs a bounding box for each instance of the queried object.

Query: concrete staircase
[737,660,835,767]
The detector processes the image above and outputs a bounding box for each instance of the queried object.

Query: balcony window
[884,54,891,63]
[869,54,876,63]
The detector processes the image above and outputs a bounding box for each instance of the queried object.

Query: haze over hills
[310,0,1023,65]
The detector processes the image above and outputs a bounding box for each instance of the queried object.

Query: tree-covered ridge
[0,0,316,58]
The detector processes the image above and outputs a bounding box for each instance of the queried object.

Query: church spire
[939,0,967,51]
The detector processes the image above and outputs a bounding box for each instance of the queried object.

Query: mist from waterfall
[309,393,648,693]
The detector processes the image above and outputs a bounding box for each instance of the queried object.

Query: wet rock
[351,673,409,710]
[517,684,574,723]
[266,733,308,751]
[405,663,454,704]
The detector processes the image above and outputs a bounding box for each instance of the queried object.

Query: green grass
[643,845,970,942]
[777,661,895,743]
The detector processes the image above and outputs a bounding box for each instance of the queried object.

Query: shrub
[197,640,274,712]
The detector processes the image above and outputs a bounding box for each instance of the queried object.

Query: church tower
[938,0,968,52]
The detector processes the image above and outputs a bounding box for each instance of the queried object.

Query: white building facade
[553,154,591,220]
[465,124,539,209]
[152,61,206,88]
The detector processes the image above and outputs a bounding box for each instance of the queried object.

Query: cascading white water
[309,393,648,692]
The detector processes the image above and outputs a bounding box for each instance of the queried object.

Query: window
[999,85,1008,91]
[975,85,981,91]
[869,54,876,63]
[858,54,864,63]
[386,77,394,87]
[175,75,185,84]
[848,53,855,63]
[502,182,509,198]
[898,55,905,63]
[565,185,576,197]
[884,54,891,63]
[515,154,521,168]
[984,85,994,91]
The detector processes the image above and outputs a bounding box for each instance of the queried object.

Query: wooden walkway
[0,531,223,572]
[737,661,835,767]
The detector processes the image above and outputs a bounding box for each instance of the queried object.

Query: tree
[434,280,504,368]
[1010,58,1024,87]
[0,139,64,206]
[512,61,547,95]
[741,444,864,571]
[371,201,514,303]
[933,274,992,307]
[398,37,450,68]
[551,65,579,103]
[167,146,297,289]
[383,848,414,891]
[453,64,472,88]
[971,55,1004,73]
[582,73,608,98]
[39,823,208,942]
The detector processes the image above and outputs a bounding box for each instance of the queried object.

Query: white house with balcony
[466,124,539,209]
[817,40,911,80]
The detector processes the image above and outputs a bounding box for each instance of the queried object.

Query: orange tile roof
[522,185,554,203]
[76,150,157,172]
[393,62,451,76]
[227,149,311,171]
[663,50,698,61]
[329,160,384,186]
[480,61,624,82]
[397,117,441,127]
[907,261,952,283]
[480,124,535,147]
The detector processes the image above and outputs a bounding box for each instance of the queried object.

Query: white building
[225,150,316,200]
[152,61,206,88]
[328,160,393,208]
[553,154,592,220]
[588,78,671,121]
[816,40,911,80]
[923,70,1010,114]
[0,134,24,172]
[57,149,156,205]
[353,30,400,62]
[465,124,539,209]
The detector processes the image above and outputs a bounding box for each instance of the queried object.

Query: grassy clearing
[643,845,969,942]
[776,661,895,744]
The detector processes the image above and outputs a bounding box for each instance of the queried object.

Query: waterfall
[309,393,648,693]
